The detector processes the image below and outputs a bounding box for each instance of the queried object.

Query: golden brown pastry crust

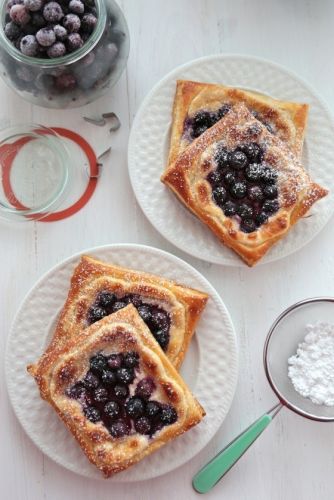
[162,103,328,266]
[167,80,309,165]
[29,255,208,373]
[28,305,205,477]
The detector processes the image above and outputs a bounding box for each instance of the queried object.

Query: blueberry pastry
[161,103,328,266]
[27,305,205,477]
[167,80,309,166]
[30,255,208,371]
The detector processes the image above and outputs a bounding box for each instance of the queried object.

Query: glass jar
[0,0,129,108]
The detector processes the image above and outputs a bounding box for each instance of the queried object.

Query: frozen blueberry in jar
[24,0,43,11]
[31,12,46,28]
[20,34,38,55]
[4,21,21,40]
[53,24,67,41]
[69,0,84,14]
[81,12,97,32]
[36,27,56,46]
[43,2,64,22]
[47,41,66,57]
[67,32,83,51]
[63,13,81,32]
[10,4,31,25]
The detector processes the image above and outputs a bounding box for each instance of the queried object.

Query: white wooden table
[1,0,334,498]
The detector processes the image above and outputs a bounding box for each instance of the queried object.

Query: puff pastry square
[28,305,205,477]
[167,80,309,165]
[30,256,208,372]
[162,103,328,266]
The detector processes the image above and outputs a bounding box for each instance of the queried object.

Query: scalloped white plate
[128,54,334,266]
[5,244,238,481]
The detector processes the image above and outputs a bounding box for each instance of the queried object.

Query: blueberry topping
[114,384,129,399]
[67,382,85,399]
[87,305,106,324]
[107,353,123,370]
[261,167,278,184]
[84,406,100,423]
[90,354,108,374]
[135,416,151,435]
[116,367,134,384]
[137,304,152,323]
[263,184,278,199]
[237,204,253,219]
[212,186,227,207]
[244,163,264,182]
[83,370,100,389]
[125,396,145,418]
[255,212,269,226]
[93,387,108,403]
[222,200,237,216]
[123,351,139,369]
[214,147,229,169]
[97,291,116,309]
[262,199,279,214]
[228,150,248,170]
[160,405,177,425]
[101,370,117,386]
[223,170,237,186]
[240,218,257,233]
[230,181,247,199]
[150,310,169,332]
[111,301,127,313]
[216,103,231,119]
[109,419,129,438]
[247,185,264,202]
[135,377,156,400]
[104,401,120,420]
[154,329,169,350]
[43,2,63,22]
[239,142,263,163]
[145,401,161,418]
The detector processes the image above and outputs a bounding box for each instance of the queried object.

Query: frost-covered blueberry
[67,32,83,51]
[47,41,66,57]
[63,13,81,32]
[31,12,46,28]
[10,4,31,25]
[135,416,151,435]
[43,2,64,22]
[69,0,84,14]
[24,0,42,11]
[81,12,97,33]
[36,27,56,46]
[53,24,67,41]
[20,34,38,56]
[4,21,21,40]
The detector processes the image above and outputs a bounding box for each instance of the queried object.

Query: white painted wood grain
[1,0,334,498]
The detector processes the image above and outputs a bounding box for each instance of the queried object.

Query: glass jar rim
[0,0,106,67]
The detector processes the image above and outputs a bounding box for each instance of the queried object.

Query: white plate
[5,244,238,481]
[128,54,334,266]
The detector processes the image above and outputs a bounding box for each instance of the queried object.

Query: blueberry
[83,370,100,389]
[230,181,247,199]
[10,4,31,25]
[207,169,224,186]
[216,103,231,120]
[31,12,46,28]
[135,377,156,400]
[240,218,257,233]
[192,125,207,138]
[81,12,97,33]
[160,405,177,425]
[63,13,81,32]
[90,354,108,374]
[214,147,229,168]
[101,370,117,386]
[47,41,66,57]
[223,170,237,186]
[67,382,85,399]
[228,150,248,170]
[123,351,139,369]
[247,185,264,202]
[239,143,263,163]
[55,72,76,90]
[53,24,67,41]
[84,406,100,423]
[263,184,278,199]
[114,384,129,399]
[145,401,161,418]
[67,32,83,51]
[125,396,145,418]
[237,204,253,218]
[93,387,108,403]
[87,305,106,324]
[104,401,120,419]
[262,199,279,214]
[137,304,152,323]
[24,0,42,11]
[22,23,35,35]
[43,1,63,22]
[36,27,56,47]
[255,212,269,226]
[97,291,116,309]
[116,367,134,384]
[111,301,127,313]
[244,163,264,182]
[109,419,129,438]
[212,186,227,207]
[4,21,21,40]
[20,34,38,56]
[107,353,123,370]
[223,201,237,217]
[150,311,169,331]
[7,0,24,10]
[154,330,169,350]
[135,416,151,435]
[69,0,84,14]
[261,166,278,185]
[193,110,214,130]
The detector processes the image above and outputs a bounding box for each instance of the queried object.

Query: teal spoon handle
[192,404,282,494]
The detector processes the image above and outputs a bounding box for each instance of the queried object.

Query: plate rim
[128,52,334,266]
[5,243,239,481]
